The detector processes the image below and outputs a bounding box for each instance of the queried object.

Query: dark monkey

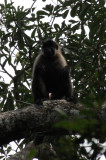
[32,39,73,104]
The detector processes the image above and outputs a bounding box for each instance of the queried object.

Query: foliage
[0,0,106,159]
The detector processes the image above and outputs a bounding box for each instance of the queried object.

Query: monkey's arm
[32,66,48,104]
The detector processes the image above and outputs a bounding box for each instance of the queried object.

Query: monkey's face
[42,40,58,58]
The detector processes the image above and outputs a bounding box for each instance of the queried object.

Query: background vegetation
[0,0,106,159]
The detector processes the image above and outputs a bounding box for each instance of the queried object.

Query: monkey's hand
[49,93,52,100]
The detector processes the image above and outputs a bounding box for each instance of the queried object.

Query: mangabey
[32,39,73,104]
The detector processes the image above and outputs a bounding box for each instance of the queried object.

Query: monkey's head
[42,39,59,58]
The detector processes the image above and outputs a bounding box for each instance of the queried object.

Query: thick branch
[0,100,106,146]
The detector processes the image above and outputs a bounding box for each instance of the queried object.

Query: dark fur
[32,39,73,104]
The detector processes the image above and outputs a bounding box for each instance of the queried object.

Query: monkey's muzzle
[44,48,55,57]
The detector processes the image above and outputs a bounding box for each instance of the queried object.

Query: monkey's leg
[53,66,74,103]
[50,67,71,100]
[32,74,48,105]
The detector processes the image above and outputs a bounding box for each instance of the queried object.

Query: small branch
[1,64,13,79]
[30,0,37,11]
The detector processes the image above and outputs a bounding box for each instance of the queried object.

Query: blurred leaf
[3,92,14,111]
[26,148,36,160]
[71,3,80,17]
[79,3,90,20]
[83,39,92,46]
[63,0,77,7]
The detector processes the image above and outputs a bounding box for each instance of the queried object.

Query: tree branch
[0,100,106,146]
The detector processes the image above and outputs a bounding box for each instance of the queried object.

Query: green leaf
[63,0,77,7]
[79,3,90,20]
[26,148,36,160]
[43,4,53,14]
[84,39,92,46]
[3,59,8,68]
[37,10,48,16]
[25,25,34,30]
[62,10,69,19]
[31,28,36,38]
[4,0,7,5]
[54,24,60,31]
[4,46,9,53]
[71,3,80,17]
[97,22,105,40]
[54,5,61,11]
[9,41,16,48]
[0,156,4,159]
[58,0,63,4]
[69,20,78,24]
[23,33,34,46]
[3,92,14,111]
[71,23,80,33]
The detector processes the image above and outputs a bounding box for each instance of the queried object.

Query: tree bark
[0,100,106,146]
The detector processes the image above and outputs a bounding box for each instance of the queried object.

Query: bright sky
[0,0,106,160]
[1,0,57,10]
